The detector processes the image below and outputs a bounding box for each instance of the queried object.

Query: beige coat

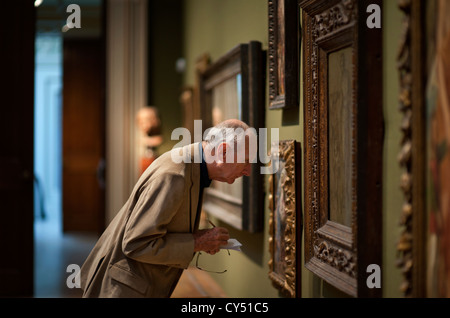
[80,143,202,297]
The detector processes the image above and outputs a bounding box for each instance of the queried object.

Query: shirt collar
[199,143,212,188]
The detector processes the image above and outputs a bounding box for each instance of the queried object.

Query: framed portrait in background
[199,41,265,233]
[268,0,300,110]
[268,140,301,298]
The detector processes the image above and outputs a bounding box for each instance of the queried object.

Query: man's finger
[213,227,229,234]
[213,232,228,239]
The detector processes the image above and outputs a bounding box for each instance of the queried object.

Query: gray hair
[204,119,256,163]
[205,120,248,147]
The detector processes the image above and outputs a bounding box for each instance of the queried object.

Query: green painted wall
[182,0,280,298]
[382,0,403,298]
[181,0,405,298]
[183,0,269,85]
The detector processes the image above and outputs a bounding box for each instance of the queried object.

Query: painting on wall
[199,41,265,233]
[425,0,450,298]
[268,140,301,298]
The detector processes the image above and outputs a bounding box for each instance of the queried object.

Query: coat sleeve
[122,173,195,269]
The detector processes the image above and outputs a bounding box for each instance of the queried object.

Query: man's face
[218,136,255,184]
[221,157,251,184]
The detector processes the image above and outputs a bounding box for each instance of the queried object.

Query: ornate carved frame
[268,0,300,110]
[300,0,383,297]
[268,140,302,297]
[396,0,427,297]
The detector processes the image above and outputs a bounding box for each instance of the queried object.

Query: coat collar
[199,143,212,189]
[187,143,201,232]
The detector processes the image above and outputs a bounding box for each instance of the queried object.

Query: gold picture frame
[268,140,302,297]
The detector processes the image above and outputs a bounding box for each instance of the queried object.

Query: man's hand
[193,227,230,255]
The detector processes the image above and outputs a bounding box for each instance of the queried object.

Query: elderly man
[80,119,254,297]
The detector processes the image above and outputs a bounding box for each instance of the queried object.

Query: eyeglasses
[195,249,230,274]
[195,218,231,274]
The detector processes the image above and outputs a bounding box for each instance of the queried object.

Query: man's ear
[218,142,227,162]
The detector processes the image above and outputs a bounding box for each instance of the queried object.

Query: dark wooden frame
[300,0,383,297]
[268,0,300,110]
[268,140,302,297]
[199,41,265,233]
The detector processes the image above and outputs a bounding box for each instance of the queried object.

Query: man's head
[203,119,257,184]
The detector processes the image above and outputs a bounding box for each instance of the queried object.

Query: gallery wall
[182,0,279,297]
[382,0,403,298]
[98,0,450,298]
[178,0,407,298]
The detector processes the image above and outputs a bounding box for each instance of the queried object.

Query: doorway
[34,33,62,238]
[34,0,105,297]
